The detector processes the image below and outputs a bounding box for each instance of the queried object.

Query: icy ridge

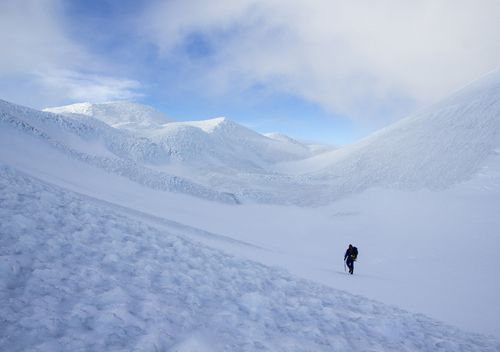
[1,164,498,351]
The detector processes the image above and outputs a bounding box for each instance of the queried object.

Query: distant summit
[44,101,173,129]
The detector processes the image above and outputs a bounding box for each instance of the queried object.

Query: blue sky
[1,0,499,144]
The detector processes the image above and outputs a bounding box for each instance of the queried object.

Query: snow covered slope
[277,69,500,198]
[45,102,315,174]
[0,100,238,204]
[1,164,498,351]
[148,117,313,172]
[4,69,500,207]
[44,101,173,130]
[1,70,500,347]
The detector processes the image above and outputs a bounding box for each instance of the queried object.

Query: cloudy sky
[1,0,499,143]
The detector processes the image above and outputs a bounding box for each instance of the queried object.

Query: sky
[1,0,499,144]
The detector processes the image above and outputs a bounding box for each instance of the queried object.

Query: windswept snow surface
[1,165,499,351]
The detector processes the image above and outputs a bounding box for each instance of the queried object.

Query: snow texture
[1,164,499,351]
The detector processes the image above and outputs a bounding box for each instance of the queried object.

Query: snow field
[1,165,499,351]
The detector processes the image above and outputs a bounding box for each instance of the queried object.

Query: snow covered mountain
[45,102,316,172]
[0,100,238,204]
[44,101,173,130]
[277,69,500,197]
[3,68,500,206]
[2,71,500,349]
[148,117,314,171]
[3,69,500,206]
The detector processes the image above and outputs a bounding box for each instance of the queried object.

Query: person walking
[344,244,358,275]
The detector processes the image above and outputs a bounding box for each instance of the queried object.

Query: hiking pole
[344,259,346,273]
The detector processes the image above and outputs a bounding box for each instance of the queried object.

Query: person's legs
[346,258,354,274]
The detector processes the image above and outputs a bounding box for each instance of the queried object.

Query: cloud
[140,0,500,123]
[36,70,143,102]
[0,0,82,73]
[0,0,141,107]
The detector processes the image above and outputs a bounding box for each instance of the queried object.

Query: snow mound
[44,101,173,129]
[1,164,498,351]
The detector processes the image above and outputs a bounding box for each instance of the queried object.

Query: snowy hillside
[1,164,499,351]
[0,100,238,204]
[45,102,316,173]
[44,101,173,130]
[39,69,500,204]
[2,70,500,348]
[2,69,500,206]
[148,117,314,171]
[277,69,500,197]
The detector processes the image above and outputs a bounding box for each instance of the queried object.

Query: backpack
[351,247,358,260]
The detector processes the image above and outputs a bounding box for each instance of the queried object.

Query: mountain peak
[44,101,173,129]
[179,116,244,134]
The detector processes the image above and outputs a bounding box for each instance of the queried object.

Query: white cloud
[140,0,500,123]
[0,0,82,73]
[0,0,141,107]
[36,70,143,102]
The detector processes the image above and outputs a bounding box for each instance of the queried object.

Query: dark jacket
[344,246,358,261]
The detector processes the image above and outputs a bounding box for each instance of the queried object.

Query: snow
[44,103,315,169]
[275,69,500,198]
[3,104,499,337]
[44,101,173,130]
[1,69,500,349]
[39,69,500,205]
[146,117,315,172]
[0,100,239,204]
[1,164,499,351]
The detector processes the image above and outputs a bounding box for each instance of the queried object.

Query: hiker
[344,244,358,275]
